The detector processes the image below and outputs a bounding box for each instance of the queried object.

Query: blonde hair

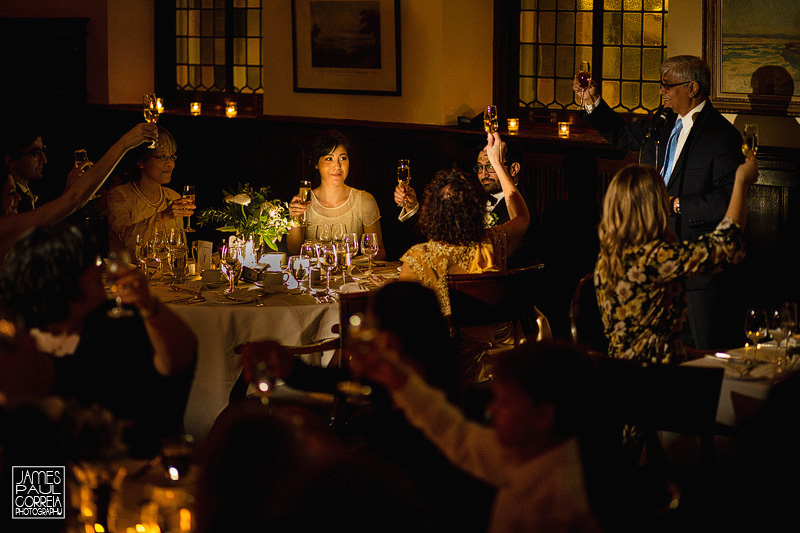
[597,164,675,283]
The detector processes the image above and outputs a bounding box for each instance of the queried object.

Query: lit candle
[225,102,238,118]
[507,118,519,134]
[156,98,164,113]
[190,102,201,115]
[558,121,570,138]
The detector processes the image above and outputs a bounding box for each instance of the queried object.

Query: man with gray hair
[575,55,744,350]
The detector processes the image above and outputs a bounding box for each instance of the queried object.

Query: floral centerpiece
[197,183,295,251]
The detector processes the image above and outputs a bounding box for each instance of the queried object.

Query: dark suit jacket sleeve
[582,99,651,154]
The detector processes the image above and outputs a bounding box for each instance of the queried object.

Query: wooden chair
[446,264,546,348]
[569,273,609,356]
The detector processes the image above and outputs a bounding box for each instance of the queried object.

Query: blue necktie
[661,118,683,185]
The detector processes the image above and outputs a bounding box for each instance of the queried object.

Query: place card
[197,240,213,271]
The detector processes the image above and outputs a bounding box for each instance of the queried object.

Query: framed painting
[291,0,401,96]
[705,0,800,115]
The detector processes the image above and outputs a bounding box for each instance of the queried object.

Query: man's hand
[572,74,599,107]
[394,183,418,210]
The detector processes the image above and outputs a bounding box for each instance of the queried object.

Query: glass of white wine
[106,251,135,319]
[143,93,159,148]
[397,159,411,207]
[742,123,758,157]
[183,185,196,232]
[484,105,498,134]
[576,61,591,108]
[297,179,312,226]
[744,308,768,348]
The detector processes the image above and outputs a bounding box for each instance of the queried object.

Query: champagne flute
[106,251,135,319]
[744,308,768,348]
[143,94,159,148]
[576,61,591,108]
[397,159,411,207]
[742,123,758,157]
[74,149,100,200]
[183,185,196,232]
[360,232,379,273]
[297,179,312,226]
[222,242,243,294]
[483,105,498,134]
[316,241,338,295]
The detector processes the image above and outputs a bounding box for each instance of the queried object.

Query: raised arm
[484,132,529,252]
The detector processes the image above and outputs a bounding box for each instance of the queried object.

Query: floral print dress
[594,217,745,364]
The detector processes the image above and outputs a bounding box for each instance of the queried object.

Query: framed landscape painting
[292,0,401,96]
[705,0,800,115]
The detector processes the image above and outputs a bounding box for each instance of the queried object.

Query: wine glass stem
[326,269,332,293]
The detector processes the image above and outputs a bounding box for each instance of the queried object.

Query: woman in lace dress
[287,130,385,259]
[594,159,759,364]
[107,127,195,254]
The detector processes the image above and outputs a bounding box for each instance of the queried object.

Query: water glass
[360,232,379,272]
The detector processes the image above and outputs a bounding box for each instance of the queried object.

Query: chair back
[569,273,609,355]
[447,264,545,343]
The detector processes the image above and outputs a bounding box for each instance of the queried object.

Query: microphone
[644,106,671,141]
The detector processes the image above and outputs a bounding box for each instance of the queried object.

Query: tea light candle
[558,122,571,138]
[190,102,201,115]
[156,98,165,113]
[507,118,519,134]
[225,102,238,118]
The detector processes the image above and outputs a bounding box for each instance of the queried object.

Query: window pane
[555,78,575,107]
[644,0,663,10]
[215,38,225,64]
[233,8,247,37]
[643,13,663,46]
[539,12,556,43]
[234,66,246,89]
[622,48,640,79]
[202,0,212,7]
[642,48,662,79]
[176,65,188,88]
[642,82,661,109]
[176,37,187,63]
[234,38,245,64]
[576,11,592,44]
[538,45,555,76]
[604,0,622,9]
[558,0,575,8]
[247,9,260,37]
[201,37,213,64]
[176,10,187,36]
[555,45,574,78]
[188,37,201,64]
[246,65,261,89]
[187,0,199,8]
[188,9,200,35]
[624,0,642,9]
[215,10,225,36]
[602,81,620,107]
[177,0,187,7]
[603,47,620,78]
[520,44,535,76]
[520,11,536,43]
[623,13,642,46]
[521,0,537,8]
[234,0,246,7]
[556,12,574,44]
[520,77,535,105]
[621,81,640,109]
[189,65,202,86]
[213,65,226,90]
[576,46,592,69]
[214,0,224,7]
[604,12,621,45]
[248,0,260,7]
[247,38,260,65]
[202,9,213,35]
[202,66,214,88]
[538,78,555,105]
[577,0,592,9]
[540,0,556,9]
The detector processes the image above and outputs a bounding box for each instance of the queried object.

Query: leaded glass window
[518,0,667,114]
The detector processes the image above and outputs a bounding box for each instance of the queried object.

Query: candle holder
[156,98,165,114]
[225,102,238,118]
[558,122,571,138]
[507,118,519,134]
[190,102,201,116]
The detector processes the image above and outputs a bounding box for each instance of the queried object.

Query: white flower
[615,279,633,301]
[225,193,252,206]
[626,265,646,284]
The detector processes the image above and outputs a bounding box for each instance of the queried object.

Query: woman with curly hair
[595,158,758,364]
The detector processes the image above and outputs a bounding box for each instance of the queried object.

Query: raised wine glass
[297,179,312,226]
[360,232,379,273]
[483,105,498,134]
[106,251,135,319]
[742,124,758,158]
[576,61,591,108]
[397,159,411,207]
[183,185,196,232]
[744,308,768,348]
[222,241,243,294]
[143,94,159,148]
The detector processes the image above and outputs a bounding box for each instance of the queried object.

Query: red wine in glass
[577,61,591,107]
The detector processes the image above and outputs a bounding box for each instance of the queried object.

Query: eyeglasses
[153,154,177,163]
[20,146,47,159]
[659,80,691,90]
[473,163,504,174]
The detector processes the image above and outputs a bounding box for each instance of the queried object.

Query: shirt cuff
[585,97,600,114]
[398,203,419,222]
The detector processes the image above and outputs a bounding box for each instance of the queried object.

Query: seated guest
[350,339,602,533]
[595,158,758,363]
[239,282,493,532]
[395,139,536,267]
[0,123,157,257]
[0,224,197,457]
[107,126,195,254]
[286,130,386,259]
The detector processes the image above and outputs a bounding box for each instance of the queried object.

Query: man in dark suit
[576,55,745,350]
[394,140,536,268]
